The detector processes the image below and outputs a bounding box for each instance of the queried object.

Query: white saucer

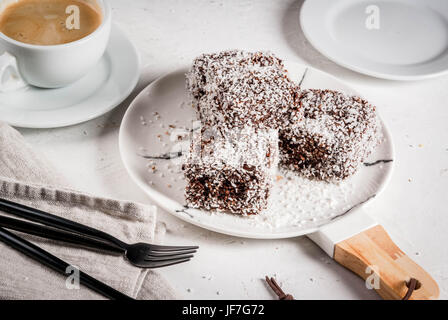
[300,0,448,80]
[0,24,140,128]
[119,63,394,239]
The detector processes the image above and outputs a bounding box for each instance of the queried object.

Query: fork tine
[142,257,191,269]
[146,249,197,257]
[145,254,194,262]
[149,244,199,251]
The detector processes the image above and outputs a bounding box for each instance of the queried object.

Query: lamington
[182,126,279,215]
[279,89,381,181]
[185,50,301,130]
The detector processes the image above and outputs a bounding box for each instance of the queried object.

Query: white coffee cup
[0,0,111,92]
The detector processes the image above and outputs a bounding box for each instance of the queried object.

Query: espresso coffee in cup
[0,0,102,45]
[0,0,111,90]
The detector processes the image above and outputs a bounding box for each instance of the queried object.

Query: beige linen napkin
[0,121,177,299]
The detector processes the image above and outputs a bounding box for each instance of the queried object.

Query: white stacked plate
[300,0,448,80]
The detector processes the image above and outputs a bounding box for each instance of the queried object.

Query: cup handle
[0,52,27,93]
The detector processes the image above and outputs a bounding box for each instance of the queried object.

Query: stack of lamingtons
[182,50,381,215]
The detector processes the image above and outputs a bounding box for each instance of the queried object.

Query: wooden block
[334,225,439,300]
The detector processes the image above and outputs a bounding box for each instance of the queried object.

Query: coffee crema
[0,0,102,45]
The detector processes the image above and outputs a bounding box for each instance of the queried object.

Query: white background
[18,0,448,299]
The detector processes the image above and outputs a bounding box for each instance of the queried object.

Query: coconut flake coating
[182,50,383,216]
[186,50,301,130]
[279,89,382,181]
[182,126,279,215]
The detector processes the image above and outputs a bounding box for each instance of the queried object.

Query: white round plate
[300,0,448,80]
[0,24,140,128]
[119,63,394,239]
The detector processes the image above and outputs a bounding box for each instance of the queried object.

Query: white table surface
[17,0,448,300]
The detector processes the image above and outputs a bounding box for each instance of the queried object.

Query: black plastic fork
[0,198,198,268]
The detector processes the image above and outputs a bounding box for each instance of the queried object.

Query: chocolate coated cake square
[186,50,301,130]
[182,126,278,215]
[279,89,381,181]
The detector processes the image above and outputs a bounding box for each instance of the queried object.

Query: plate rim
[0,24,141,129]
[300,0,448,81]
[119,63,395,239]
